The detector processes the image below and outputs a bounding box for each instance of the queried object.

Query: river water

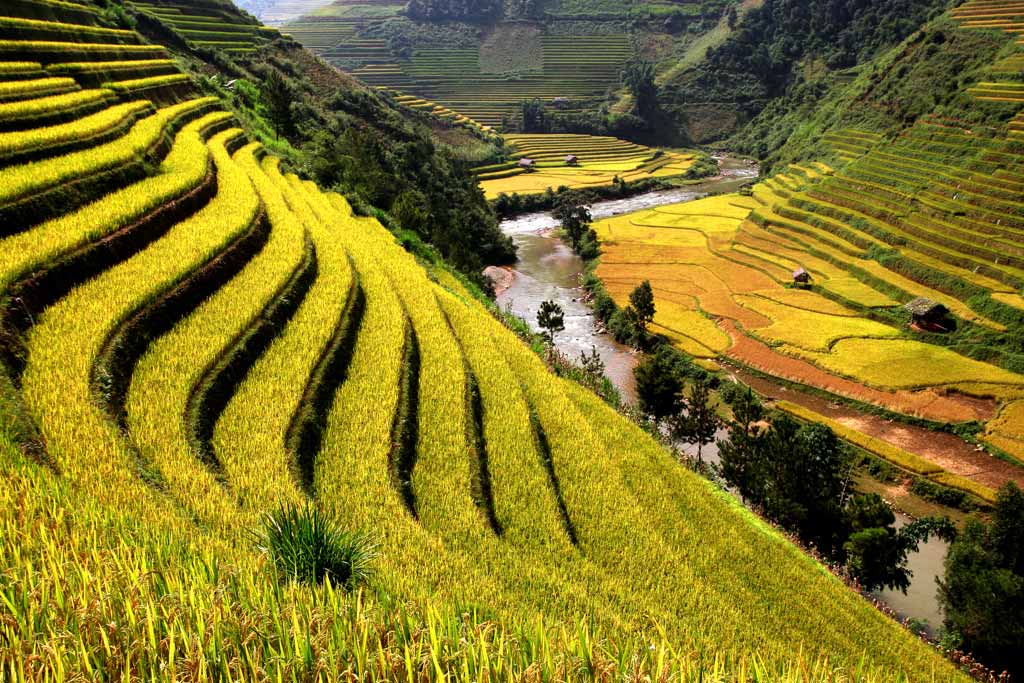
[492,155,950,636]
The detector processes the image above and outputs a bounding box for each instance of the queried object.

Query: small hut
[552,97,570,109]
[792,267,811,285]
[565,154,578,166]
[905,297,951,332]
[517,158,535,172]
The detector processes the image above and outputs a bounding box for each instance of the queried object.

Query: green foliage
[628,279,655,331]
[537,299,565,344]
[258,505,377,587]
[669,377,720,465]
[939,483,1024,679]
[406,0,502,22]
[622,58,657,120]
[552,190,593,251]
[634,345,687,421]
[261,68,292,140]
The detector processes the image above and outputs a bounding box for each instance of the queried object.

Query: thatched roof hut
[792,267,811,284]
[517,158,534,170]
[905,297,951,331]
[565,154,578,166]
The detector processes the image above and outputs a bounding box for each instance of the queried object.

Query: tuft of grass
[257,505,376,587]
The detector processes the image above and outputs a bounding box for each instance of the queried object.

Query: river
[492,155,950,636]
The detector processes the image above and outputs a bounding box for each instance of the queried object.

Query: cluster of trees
[621,59,658,121]
[405,0,502,22]
[940,484,1024,678]
[510,98,652,139]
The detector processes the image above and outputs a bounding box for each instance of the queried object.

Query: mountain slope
[0,0,972,679]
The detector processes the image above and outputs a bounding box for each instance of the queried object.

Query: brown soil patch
[719,319,997,424]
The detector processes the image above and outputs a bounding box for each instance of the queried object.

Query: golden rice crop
[102,73,189,92]
[735,293,901,351]
[20,128,257,522]
[0,75,77,101]
[0,107,228,294]
[0,60,40,74]
[0,15,136,41]
[819,276,899,307]
[0,99,152,158]
[126,141,317,533]
[0,96,214,209]
[929,472,998,505]
[0,87,112,124]
[803,338,1024,389]
[46,58,177,73]
[0,39,165,55]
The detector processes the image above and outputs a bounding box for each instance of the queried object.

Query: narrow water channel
[493,155,950,636]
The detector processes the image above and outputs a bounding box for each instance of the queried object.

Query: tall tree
[628,280,656,332]
[537,300,565,345]
[634,345,685,422]
[621,59,658,120]
[552,192,592,251]
[670,378,720,466]
[262,69,293,140]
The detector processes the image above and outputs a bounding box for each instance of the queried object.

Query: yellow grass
[736,293,900,351]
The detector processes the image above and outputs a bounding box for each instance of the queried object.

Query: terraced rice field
[476,133,696,198]
[952,0,1024,104]
[130,0,280,54]
[0,5,976,680]
[280,2,633,129]
[591,111,1024,478]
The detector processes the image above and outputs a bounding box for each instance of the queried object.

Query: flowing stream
[493,155,949,635]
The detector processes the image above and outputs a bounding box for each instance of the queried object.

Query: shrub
[258,505,377,587]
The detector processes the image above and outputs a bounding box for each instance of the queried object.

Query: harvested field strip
[0,87,113,129]
[126,145,317,530]
[0,99,153,165]
[0,75,76,101]
[19,129,258,521]
[719,319,993,423]
[0,96,214,229]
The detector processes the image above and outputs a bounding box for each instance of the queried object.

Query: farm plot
[477,133,695,198]
[591,188,1024,423]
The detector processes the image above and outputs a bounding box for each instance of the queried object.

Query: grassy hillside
[0,0,978,679]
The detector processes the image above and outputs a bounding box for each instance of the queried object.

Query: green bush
[258,505,377,587]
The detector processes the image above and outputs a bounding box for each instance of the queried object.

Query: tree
[628,280,655,332]
[939,483,1024,678]
[670,378,720,466]
[621,59,658,120]
[717,388,766,502]
[552,192,592,251]
[634,345,684,422]
[262,69,293,140]
[537,300,564,344]
[844,494,954,593]
[520,98,546,132]
[579,346,605,389]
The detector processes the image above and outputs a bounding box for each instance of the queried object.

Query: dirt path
[733,368,1024,491]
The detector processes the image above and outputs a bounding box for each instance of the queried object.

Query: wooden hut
[517,158,535,171]
[905,297,951,332]
[565,154,578,166]
[792,267,811,285]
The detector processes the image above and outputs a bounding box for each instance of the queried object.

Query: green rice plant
[257,504,377,586]
[0,99,152,161]
[0,107,227,297]
[0,75,76,101]
[775,401,943,475]
[0,96,212,210]
[0,86,112,126]
[20,128,259,525]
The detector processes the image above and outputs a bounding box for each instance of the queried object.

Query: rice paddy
[477,133,696,198]
[0,5,980,680]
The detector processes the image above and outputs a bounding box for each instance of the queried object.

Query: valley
[1,0,1023,679]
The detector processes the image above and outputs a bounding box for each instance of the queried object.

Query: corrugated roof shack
[905,297,953,332]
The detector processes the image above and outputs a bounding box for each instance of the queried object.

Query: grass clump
[258,505,376,587]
